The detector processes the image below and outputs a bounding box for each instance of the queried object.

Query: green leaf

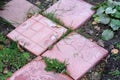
[97,14,110,24]
[101,29,114,40]
[116,5,120,11]
[22,52,30,59]
[0,62,3,72]
[113,1,120,6]
[105,7,116,14]
[110,19,120,30]
[96,7,105,15]
[0,33,6,42]
[112,11,120,18]
[107,0,115,7]
[42,57,67,73]
[6,71,12,77]
[115,43,120,49]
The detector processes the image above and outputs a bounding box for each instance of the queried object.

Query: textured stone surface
[45,0,94,30]
[8,56,73,80]
[42,32,108,80]
[7,15,67,55]
[0,0,40,27]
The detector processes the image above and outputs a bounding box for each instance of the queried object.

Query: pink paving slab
[44,0,94,30]
[0,0,40,27]
[7,15,67,56]
[42,32,108,80]
[7,56,73,80]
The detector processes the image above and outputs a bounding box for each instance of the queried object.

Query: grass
[43,12,65,27]
[61,28,73,39]
[42,57,68,74]
[76,29,91,39]
[0,33,31,80]
[0,18,12,27]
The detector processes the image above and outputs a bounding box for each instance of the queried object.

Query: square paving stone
[42,32,108,80]
[44,0,94,30]
[7,15,67,56]
[0,0,40,27]
[7,56,73,80]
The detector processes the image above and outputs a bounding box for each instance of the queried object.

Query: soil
[0,17,14,35]
[1,0,120,80]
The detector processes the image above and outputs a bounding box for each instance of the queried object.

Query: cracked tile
[7,15,67,56]
[0,0,40,27]
[42,32,108,80]
[7,56,73,80]
[45,0,94,30]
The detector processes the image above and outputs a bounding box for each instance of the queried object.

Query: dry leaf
[111,49,119,54]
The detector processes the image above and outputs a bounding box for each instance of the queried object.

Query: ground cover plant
[92,0,120,41]
[0,16,36,80]
[0,33,31,80]
[42,57,68,74]
[80,0,120,79]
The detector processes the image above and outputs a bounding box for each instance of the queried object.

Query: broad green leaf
[110,19,120,30]
[116,5,120,11]
[112,11,120,18]
[96,7,105,15]
[113,1,120,6]
[107,0,115,8]
[101,29,114,40]
[105,7,116,14]
[98,14,110,24]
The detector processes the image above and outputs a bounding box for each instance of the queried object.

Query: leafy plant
[109,69,120,77]
[93,0,120,31]
[0,34,30,80]
[115,43,120,49]
[0,33,6,42]
[42,57,68,74]
[101,29,114,40]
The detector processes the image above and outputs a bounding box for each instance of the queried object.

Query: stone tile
[15,18,36,33]
[31,14,44,21]
[39,17,67,36]
[8,56,73,80]
[31,22,44,31]
[44,0,94,30]
[42,32,108,80]
[7,30,44,55]
[7,15,67,55]
[0,0,40,27]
